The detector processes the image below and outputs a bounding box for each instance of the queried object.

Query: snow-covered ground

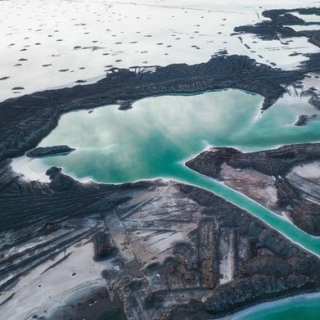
[0,240,114,319]
[0,0,319,101]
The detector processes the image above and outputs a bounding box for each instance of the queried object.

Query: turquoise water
[27,89,320,318]
[233,293,320,320]
[37,90,320,183]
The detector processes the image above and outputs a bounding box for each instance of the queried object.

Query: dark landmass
[0,164,150,290]
[294,114,317,126]
[309,94,320,110]
[186,143,320,236]
[1,166,320,319]
[0,53,312,163]
[186,143,320,178]
[92,230,115,260]
[235,6,320,111]
[26,145,75,158]
[234,7,320,43]
[165,184,320,319]
[117,99,134,110]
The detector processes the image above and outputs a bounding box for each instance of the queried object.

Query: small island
[26,145,75,158]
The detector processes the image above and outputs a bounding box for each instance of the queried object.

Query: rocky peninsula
[186,143,320,236]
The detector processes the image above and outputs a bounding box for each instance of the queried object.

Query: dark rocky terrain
[235,8,320,75]
[1,165,320,319]
[294,114,317,126]
[26,145,75,158]
[235,7,320,108]
[186,143,320,236]
[235,7,320,45]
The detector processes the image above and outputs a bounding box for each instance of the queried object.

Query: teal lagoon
[36,90,320,183]
[19,89,320,319]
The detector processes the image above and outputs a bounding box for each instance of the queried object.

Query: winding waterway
[14,89,320,319]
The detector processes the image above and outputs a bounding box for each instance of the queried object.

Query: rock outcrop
[92,231,114,260]
[294,114,317,126]
[26,145,75,158]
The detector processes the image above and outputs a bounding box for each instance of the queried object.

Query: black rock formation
[92,231,114,260]
[26,145,75,158]
[294,114,317,126]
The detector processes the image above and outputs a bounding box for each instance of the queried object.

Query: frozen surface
[287,24,320,31]
[1,0,320,101]
[291,161,320,180]
[0,240,114,319]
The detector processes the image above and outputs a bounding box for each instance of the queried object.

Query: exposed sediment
[186,143,320,236]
